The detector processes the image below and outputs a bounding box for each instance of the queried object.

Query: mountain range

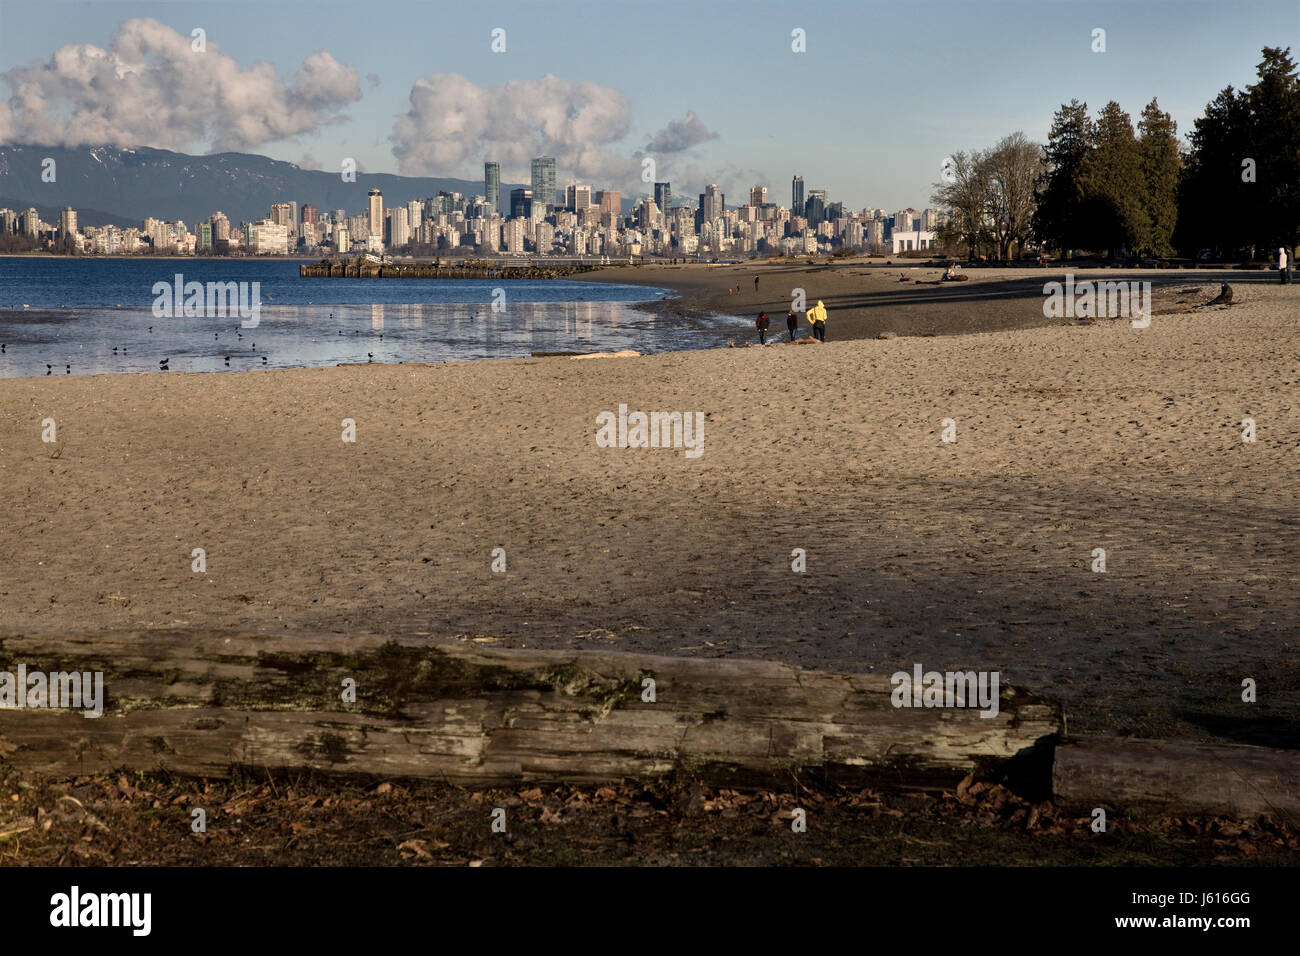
[0,145,541,227]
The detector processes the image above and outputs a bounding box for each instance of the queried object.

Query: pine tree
[1137,99,1180,257]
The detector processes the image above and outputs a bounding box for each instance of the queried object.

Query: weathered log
[0,631,1059,788]
[1053,736,1300,820]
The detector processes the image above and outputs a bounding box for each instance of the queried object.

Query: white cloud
[0,18,361,152]
[391,73,725,195]
[391,73,639,185]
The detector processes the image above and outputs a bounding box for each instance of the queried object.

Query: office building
[485,161,501,216]
[530,157,557,215]
[654,182,672,215]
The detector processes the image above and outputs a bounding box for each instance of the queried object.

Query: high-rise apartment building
[791,175,804,213]
[387,206,410,249]
[485,161,501,215]
[301,204,319,224]
[270,203,294,230]
[368,189,384,239]
[58,207,77,241]
[750,185,767,207]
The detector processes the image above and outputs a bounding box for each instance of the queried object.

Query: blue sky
[1,0,1295,209]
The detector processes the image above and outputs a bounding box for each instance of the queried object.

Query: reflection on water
[0,300,750,378]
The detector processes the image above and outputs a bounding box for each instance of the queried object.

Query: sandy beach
[583,258,1285,340]
[1,270,1296,744]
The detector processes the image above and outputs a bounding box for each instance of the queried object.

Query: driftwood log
[0,631,1060,789]
[1053,736,1300,820]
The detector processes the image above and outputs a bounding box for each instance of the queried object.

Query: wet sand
[1,273,1296,744]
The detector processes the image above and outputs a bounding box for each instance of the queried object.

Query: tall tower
[654,182,672,216]
[367,188,383,239]
[530,157,556,216]
[791,175,804,213]
[484,161,501,216]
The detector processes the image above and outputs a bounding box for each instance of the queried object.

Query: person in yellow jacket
[806,300,827,342]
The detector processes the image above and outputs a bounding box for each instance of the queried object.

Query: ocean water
[0,257,747,377]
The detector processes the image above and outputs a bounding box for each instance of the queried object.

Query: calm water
[0,257,746,377]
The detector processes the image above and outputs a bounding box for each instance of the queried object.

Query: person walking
[1279,246,1290,285]
[753,276,760,292]
[806,299,827,342]
[756,310,770,345]
[786,309,798,341]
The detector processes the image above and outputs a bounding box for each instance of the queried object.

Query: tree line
[931,47,1299,260]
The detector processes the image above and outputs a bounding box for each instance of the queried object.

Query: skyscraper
[530,157,556,216]
[750,185,767,207]
[565,183,592,211]
[791,176,804,213]
[510,188,533,219]
[595,190,621,219]
[700,184,725,222]
[485,161,501,216]
[654,182,672,216]
[805,189,828,226]
[368,189,383,239]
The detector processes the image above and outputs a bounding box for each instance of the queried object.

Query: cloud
[391,72,645,187]
[644,110,718,154]
[0,18,361,152]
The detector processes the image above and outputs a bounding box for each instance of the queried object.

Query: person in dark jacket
[786,310,798,341]
[756,311,770,344]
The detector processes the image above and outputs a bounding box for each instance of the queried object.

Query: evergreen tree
[1033,100,1090,255]
[1178,48,1299,256]
[1078,101,1149,258]
[1136,99,1180,257]
[1243,47,1300,251]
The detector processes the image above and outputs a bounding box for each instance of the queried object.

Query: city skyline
[0,0,1292,210]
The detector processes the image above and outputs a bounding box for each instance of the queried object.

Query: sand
[1,272,1296,742]
[583,258,1282,340]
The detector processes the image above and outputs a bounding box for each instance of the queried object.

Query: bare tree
[931,150,991,259]
[984,132,1043,260]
